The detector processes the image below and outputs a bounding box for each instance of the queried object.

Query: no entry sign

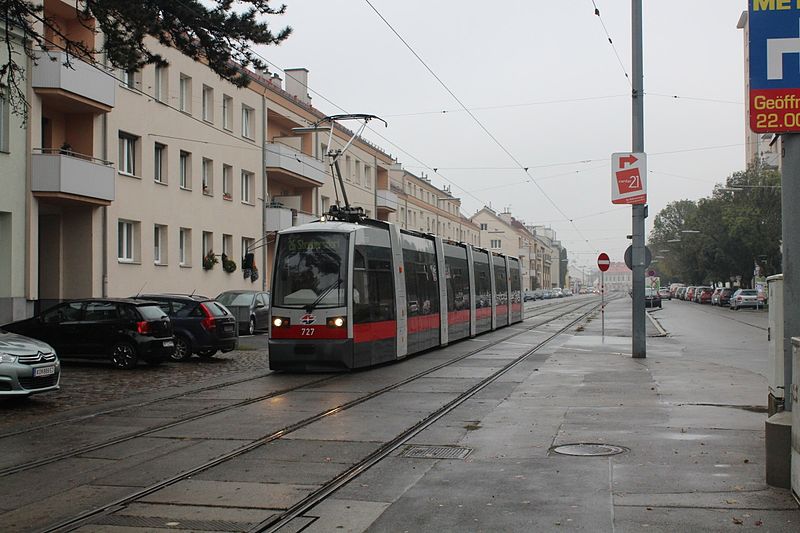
[597,252,610,272]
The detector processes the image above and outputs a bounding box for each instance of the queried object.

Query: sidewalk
[314,297,799,532]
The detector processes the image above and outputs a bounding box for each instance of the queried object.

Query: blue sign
[749,0,800,132]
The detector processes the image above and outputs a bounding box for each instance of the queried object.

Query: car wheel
[248,317,256,336]
[111,341,139,369]
[198,349,218,358]
[171,336,192,362]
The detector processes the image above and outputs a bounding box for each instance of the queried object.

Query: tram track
[36,297,606,533]
[1,299,582,479]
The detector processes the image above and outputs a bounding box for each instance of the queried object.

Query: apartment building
[389,165,480,246]
[471,207,540,291]
[0,25,28,323]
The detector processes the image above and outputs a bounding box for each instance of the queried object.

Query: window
[241,170,253,204]
[222,95,233,130]
[365,166,372,189]
[242,237,255,267]
[321,195,330,213]
[0,91,8,153]
[154,224,167,264]
[491,239,501,249]
[353,245,395,325]
[179,228,191,266]
[222,164,233,200]
[202,231,213,259]
[202,158,213,194]
[154,143,166,183]
[202,85,214,122]
[118,132,138,175]
[241,105,254,139]
[121,68,137,89]
[480,223,488,231]
[179,151,191,189]
[345,156,352,181]
[355,161,361,185]
[320,143,328,160]
[118,220,138,262]
[179,74,192,113]
[154,65,167,102]
[222,234,233,257]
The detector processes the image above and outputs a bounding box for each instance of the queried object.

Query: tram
[268,212,523,371]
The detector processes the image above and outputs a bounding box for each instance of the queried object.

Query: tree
[2,0,291,118]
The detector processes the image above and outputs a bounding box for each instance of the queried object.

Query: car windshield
[217,292,255,307]
[740,289,757,295]
[272,232,349,308]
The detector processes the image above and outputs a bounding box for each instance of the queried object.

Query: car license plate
[163,340,174,347]
[224,324,233,332]
[34,365,56,377]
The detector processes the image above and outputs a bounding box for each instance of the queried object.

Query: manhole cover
[550,443,628,457]
[401,445,472,460]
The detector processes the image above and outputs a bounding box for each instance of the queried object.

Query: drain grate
[550,443,628,457]
[401,445,472,460]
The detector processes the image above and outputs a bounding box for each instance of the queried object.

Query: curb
[646,309,669,336]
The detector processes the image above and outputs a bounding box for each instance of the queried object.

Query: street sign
[748,1,800,133]
[611,152,647,205]
[624,245,652,270]
[597,252,610,272]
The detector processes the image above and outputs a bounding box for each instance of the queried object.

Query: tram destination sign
[748,0,800,132]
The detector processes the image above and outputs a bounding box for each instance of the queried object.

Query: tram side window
[473,255,491,308]
[509,260,521,303]
[404,262,439,316]
[353,245,395,323]
[445,254,470,312]
[493,256,508,305]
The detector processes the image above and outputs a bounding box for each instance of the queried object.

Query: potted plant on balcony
[221,253,237,273]
[202,250,218,270]
[223,192,233,201]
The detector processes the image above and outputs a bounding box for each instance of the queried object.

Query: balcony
[31,150,115,205]
[265,142,327,186]
[32,51,115,112]
[376,188,398,213]
[265,206,319,232]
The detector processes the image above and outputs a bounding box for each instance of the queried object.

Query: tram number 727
[301,328,315,336]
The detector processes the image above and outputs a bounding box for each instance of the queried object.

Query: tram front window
[273,232,349,309]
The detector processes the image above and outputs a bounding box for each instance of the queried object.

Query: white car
[0,330,61,397]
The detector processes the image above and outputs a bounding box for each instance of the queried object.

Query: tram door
[509,257,523,323]
[402,233,441,355]
[493,253,509,327]
[473,250,492,334]
[352,228,396,366]
[444,243,470,342]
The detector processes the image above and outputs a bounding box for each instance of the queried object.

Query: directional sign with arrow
[611,152,647,205]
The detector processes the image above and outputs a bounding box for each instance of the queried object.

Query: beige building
[389,165,480,245]
[471,207,541,291]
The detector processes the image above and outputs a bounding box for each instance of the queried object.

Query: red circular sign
[597,252,610,272]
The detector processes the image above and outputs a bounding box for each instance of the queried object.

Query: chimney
[269,72,283,89]
[284,68,311,105]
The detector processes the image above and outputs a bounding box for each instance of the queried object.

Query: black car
[216,290,270,335]
[2,299,174,369]
[134,294,238,361]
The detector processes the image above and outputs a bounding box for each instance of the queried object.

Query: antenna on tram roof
[295,114,387,223]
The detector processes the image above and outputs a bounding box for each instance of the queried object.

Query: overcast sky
[255,1,748,271]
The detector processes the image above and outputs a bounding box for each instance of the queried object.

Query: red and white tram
[268,217,523,371]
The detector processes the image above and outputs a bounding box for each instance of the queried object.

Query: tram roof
[279,220,374,235]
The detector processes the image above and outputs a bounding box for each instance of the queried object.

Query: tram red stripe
[270,325,347,340]
[408,314,440,334]
[511,303,523,313]
[447,310,470,325]
[354,320,396,343]
[496,305,509,316]
[476,307,491,319]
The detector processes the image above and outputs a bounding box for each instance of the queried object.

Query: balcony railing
[31,149,115,203]
[265,142,327,185]
[265,205,319,232]
[32,50,115,111]
[376,188,398,212]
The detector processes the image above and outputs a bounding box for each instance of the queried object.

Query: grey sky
[256,1,747,271]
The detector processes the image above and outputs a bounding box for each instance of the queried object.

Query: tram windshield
[273,232,349,309]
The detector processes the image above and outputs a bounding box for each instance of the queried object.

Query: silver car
[729,289,763,310]
[0,329,61,397]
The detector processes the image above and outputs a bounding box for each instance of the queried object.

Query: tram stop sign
[597,252,610,272]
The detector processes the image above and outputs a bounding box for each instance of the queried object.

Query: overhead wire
[589,0,631,86]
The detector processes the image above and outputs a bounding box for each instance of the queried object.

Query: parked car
[541,290,553,300]
[710,288,722,305]
[730,289,763,310]
[2,299,174,369]
[657,288,671,300]
[216,290,270,335]
[134,294,239,361]
[685,287,696,302]
[645,288,662,308]
[718,288,734,307]
[675,287,687,300]
[523,291,536,302]
[697,287,714,304]
[0,330,61,397]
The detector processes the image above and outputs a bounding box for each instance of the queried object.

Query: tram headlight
[272,316,289,328]
[327,316,346,328]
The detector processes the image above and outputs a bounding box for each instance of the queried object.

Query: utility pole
[783,135,799,411]
[631,0,646,358]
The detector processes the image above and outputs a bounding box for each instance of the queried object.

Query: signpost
[598,253,610,338]
[612,152,647,205]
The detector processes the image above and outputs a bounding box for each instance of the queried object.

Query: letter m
[752,0,775,10]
